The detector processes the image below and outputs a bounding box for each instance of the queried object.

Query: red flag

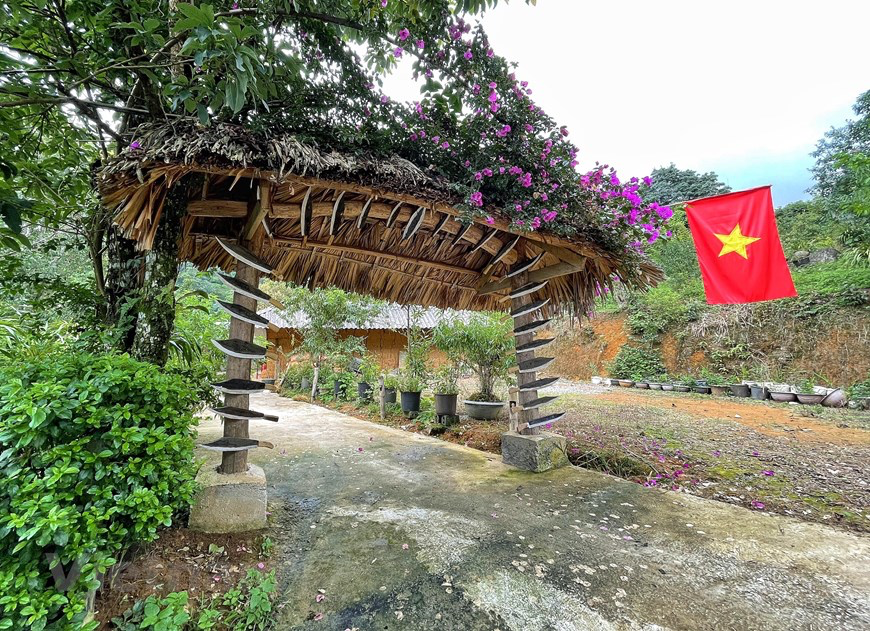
[685,186,797,304]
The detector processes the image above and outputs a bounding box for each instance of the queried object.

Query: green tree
[646,163,731,206]
[269,284,381,398]
[1,0,670,365]
[811,90,870,200]
[433,311,514,400]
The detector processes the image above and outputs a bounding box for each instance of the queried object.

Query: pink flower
[402,543,409,550]
[398,28,410,41]
[469,191,483,207]
[464,49,473,60]
[393,47,403,58]
[380,95,388,104]
[315,594,325,602]
[314,613,324,621]
[486,48,494,58]
[751,501,765,510]
[358,447,364,452]
[416,39,425,49]
[485,216,495,225]
[381,0,388,6]
[129,141,141,150]
[257,562,265,569]
[213,575,221,582]
[482,168,493,177]
[761,470,775,476]
[441,141,449,149]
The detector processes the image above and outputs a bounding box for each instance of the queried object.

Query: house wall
[262,327,448,380]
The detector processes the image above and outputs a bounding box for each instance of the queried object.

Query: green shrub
[608,346,666,381]
[0,352,199,630]
[791,259,870,295]
[626,284,703,340]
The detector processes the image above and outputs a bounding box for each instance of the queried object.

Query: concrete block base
[188,464,267,533]
[501,431,569,473]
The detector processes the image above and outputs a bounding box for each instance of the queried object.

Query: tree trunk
[131,173,200,365]
[104,224,143,352]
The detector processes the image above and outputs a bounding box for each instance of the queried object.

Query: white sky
[382,0,870,206]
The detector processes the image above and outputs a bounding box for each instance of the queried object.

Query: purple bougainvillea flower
[129,141,141,150]
[416,39,425,49]
[469,191,483,207]
[313,613,323,621]
[393,46,403,58]
[464,49,473,60]
[485,215,495,225]
[751,501,765,510]
[232,2,239,9]
[380,95,388,104]
[381,0,388,7]
[315,593,325,602]
[257,562,265,569]
[441,141,449,149]
[761,470,775,476]
[486,48,494,58]
[398,28,410,41]
[357,447,364,452]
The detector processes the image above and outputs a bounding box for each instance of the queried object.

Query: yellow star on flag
[713,224,761,259]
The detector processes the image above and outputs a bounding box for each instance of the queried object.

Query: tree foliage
[646,163,731,206]
[433,311,514,399]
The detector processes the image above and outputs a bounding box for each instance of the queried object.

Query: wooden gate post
[511,270,540,435]
[220,260,259,474]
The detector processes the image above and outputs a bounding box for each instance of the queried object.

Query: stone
[792,247,840,267]
[188,464,267,533]
[501,431,569,473]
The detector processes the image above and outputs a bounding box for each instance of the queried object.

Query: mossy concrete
[501,431,569,472]
[188,464,267,533]
[196,392,870,630]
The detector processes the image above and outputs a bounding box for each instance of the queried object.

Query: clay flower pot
[673,384,691,393]
[821,389,846,408]
[796,393,825,405]
[618,379,635,388]
[635,381,649,389]
[648,382,663,390]
[661,383,675,391]
[769,391,797,403]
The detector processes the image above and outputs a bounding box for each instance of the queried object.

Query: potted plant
[357,355,380,402]
[795,378,825,405]
[383,374,398,404]
[648,374,667,390]
[749,383,768,400]
[398,308,430,417]
[704,372,730,396]
[398,372,424,415]
[635,379,650,389]
[433,313,514,421]
[729,382,751,397]
[433,365,459,416]
[673,375,692,393]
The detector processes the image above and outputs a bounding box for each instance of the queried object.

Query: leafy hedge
[609,346,666,381]
[0,352,199,630]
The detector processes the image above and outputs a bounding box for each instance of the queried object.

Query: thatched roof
[96,121,662,314]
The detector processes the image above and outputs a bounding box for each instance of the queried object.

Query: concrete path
[197,392,870,631]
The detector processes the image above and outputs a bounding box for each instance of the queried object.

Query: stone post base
[188,464,268,533]
[501,432,569,473]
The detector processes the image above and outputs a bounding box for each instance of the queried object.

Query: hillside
[549,198,870,391]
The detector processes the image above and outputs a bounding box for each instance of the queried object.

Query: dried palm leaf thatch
[97,121,662,315]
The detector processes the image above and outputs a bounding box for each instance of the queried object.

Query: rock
[792,248,840,267]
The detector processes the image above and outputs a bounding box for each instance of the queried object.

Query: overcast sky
[382,0,869,207]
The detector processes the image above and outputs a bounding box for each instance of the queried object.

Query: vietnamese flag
[685,186,797,304]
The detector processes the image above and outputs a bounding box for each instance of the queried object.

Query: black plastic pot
[358,381,372,402]
[750,384,769,400]
[693,385,711,394]
[434,393,458,416]
[400,391,422,414]
[333,380,346,399]
[463,399,506,420]
[384,387,397,404]
[730,383,750,397]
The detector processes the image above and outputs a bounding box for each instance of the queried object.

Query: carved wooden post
[512,269,540,435]
[220,260,259,474]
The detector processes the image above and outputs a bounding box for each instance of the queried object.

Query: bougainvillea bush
[0,352,199,630]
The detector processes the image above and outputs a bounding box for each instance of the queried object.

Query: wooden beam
[532,241,587,268]
[477,262,583,295]
[243,181,271,240]
[271,237,479,276]
[188,200,247,217]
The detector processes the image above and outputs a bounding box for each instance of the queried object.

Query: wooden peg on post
[511,267,541,435]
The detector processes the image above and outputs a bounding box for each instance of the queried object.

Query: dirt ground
[327,384,870,533]
[93,528,273,627]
